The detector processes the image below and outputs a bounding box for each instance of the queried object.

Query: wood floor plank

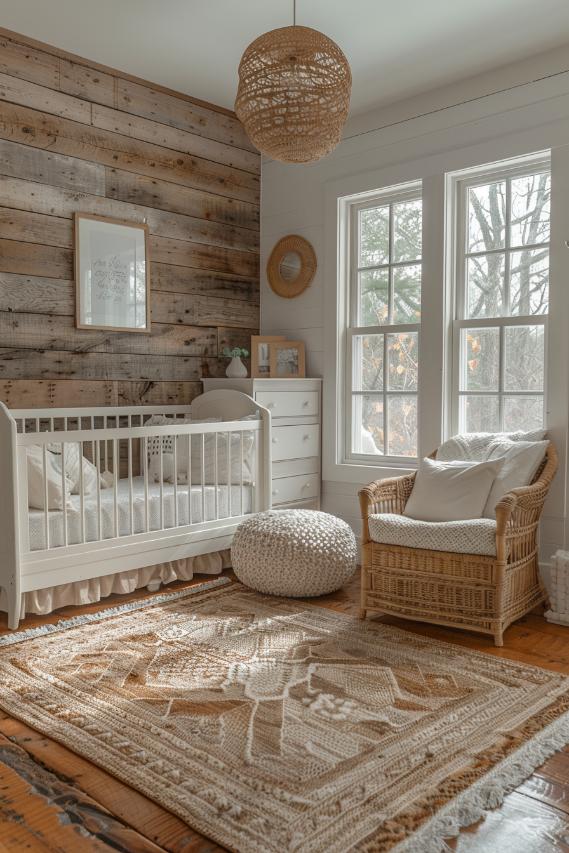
[449,790,569,852]
[0,732,167,852]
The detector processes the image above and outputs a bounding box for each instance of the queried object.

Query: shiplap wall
[0,29,260,408]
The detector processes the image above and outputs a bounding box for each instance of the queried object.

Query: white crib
[0,390,272,629]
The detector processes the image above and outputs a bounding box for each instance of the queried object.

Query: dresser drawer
[271,474,319,505]
[256,390,319,419]
[273,457,319,478]
[271,424,319,462]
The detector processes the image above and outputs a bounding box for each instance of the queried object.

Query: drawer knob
[266,402,275,409]
[303,434,310,440]
[302,400,309,407]
[272,437,278,444]
[302,481,311,489]
[272,489,278,496]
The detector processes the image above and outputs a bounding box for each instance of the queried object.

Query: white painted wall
[260,46,569,558]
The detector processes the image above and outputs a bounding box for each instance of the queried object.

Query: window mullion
[504,177,511,317]
[498,324,505,430]
[383,332,388,455]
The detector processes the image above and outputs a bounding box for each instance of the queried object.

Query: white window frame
[447,153,551,437]
[343,181,423,465]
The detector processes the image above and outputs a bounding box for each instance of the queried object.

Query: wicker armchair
[358,443,558,646]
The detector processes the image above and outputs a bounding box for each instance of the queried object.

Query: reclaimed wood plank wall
[0,29,260,409]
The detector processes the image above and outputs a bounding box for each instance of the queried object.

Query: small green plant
[222,346,249,359]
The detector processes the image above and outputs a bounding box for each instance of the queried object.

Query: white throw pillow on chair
[482,439,548,518]
[403,457,504,522]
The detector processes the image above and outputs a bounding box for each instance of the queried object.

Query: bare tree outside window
[457,166,549,433]
[349,191,422,458]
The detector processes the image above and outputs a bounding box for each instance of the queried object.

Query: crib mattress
[28,476,254,551]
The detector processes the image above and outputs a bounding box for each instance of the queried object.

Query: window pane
[503,396,543,432]
[468,181,506,252]
[352,395,383,455]
[387,332,418,391]
[459,395,500,433]
[504,325,544,391]
[510,248,549,316]
[393,199,421,262]
[466,254,505,318]
[359,206,389,266]
[393,264,421,323]
[387,395,417,456]
[353,334,383,391]
[460,328,499,391]
[510,172,550,247]
[359,269,389,325]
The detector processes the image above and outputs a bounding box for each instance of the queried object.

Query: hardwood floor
[0,569,568,852]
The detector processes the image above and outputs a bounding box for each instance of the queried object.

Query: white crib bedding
[28,476,253,551]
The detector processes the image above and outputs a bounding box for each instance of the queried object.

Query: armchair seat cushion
[368,513,497,556]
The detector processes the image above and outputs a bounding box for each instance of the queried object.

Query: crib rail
[16,419,263,555]
[4,391,271,554]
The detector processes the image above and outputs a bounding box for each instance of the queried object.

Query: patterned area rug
[1,578,569,853]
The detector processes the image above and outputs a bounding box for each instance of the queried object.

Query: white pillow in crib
[189,415,257,485]
[403,457,504,522]
[145,415,178,483]
[144,414,257,485]
[482,439,548,518]
[47,442,100,496]
[27,445,74,510]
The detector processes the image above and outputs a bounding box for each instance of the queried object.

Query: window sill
[323,459,417,486]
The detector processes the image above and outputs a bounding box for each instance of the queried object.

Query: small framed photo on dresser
[269,340,306,378]
[251,335,286,377]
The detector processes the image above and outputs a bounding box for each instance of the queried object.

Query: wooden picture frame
[269,340,306,378]
[251,335,286,378]
[75,212,151,333]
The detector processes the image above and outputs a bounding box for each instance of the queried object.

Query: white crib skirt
[9,548,232,617]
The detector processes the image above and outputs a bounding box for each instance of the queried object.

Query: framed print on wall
[75,213,150,333]
[269,340,306,378]
[251,335,286,377]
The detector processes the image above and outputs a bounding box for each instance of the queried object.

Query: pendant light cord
[293,0,296,26]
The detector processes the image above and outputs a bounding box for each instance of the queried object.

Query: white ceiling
[2,0,569,117]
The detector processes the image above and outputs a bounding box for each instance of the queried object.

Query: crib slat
[79,441,85,545]
[159,434,164,531]
[173,436,178,528]
[113,438,119,539]
[61,442,68,547]
[103,416,108,473]
[96,440,102,541]
[128,436,134,536]
[240,431,244,517]
[226,432,231,518]
[201,433,205,523]
[143,436,149,533]
[42,444,49,550]
[214,433,218,521]
[187,433,192,526]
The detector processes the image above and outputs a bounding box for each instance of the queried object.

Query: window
[451,157,550,434]
[346,185,422,461]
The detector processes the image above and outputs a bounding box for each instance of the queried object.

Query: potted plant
[222,346,249,378]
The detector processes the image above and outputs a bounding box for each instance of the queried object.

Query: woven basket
[235,25,351,164]
[544,550,569,625]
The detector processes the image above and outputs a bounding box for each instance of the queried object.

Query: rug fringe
[0,576,232,646]
[394,708,569,852]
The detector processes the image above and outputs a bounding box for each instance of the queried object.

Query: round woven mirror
[267,235,317,298]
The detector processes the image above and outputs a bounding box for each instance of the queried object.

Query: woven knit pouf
[231,509,357,597]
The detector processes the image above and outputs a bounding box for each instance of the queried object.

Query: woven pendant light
[235,4,351,164]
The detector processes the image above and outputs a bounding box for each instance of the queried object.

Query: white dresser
[202,378,322,509]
